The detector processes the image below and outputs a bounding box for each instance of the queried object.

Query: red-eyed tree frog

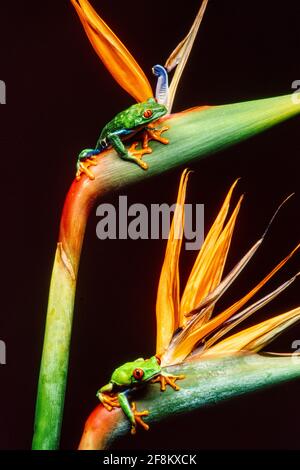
[97,355,184,434]
[76,98,169,180]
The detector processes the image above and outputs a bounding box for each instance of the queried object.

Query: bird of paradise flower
[32,0,300,450]
[157,171,300,365]
[95,170,300,434]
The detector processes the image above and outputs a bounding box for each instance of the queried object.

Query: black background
[1,0,300,450]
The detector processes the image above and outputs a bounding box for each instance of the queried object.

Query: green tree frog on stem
[97,355,184,434]
[76,98,169,180]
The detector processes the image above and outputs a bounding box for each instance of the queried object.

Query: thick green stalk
[32,94,300,449]
[79,354,300,449]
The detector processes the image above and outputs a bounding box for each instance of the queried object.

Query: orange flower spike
[155,170,190,356]
[203,306,300,356]
[180,179,239,325]
[187,194,244,326]
[201,242,300,335]
[170,242,300,364]
[200,271,300,352]
[70,0,153,102]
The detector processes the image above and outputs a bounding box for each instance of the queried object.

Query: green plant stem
[32,94,300,449]
[79,353,300,449]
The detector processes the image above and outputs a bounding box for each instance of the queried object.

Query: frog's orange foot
[97,391,120,412]
[143,125,169,147]
[128,142,152,170]
[76,156,98,181]
[151,373,185,392]
[131,402,149,435]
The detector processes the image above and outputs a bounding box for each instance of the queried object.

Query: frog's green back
[100,98,167,139]
[110,356,161,387]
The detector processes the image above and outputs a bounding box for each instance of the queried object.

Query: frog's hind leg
[118,392,149,434]
[130,402,149,434]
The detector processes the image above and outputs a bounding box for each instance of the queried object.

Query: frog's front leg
[151,372,185,391]
[118,392,149,435]
[143,123,169,148]
[107,132,152,170]
[76,148,101,181]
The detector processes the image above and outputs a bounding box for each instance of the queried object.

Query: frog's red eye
[133,368,144,380]
[143,109,153,118]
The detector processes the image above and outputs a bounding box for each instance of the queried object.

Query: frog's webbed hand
[108,133,152,171]
[76,148,100,181]
[97,390,120,412]
[151,372,185,392]
[118,392,149,435]
[143,123,169,148]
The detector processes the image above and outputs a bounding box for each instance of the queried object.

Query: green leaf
[79,354,300,449]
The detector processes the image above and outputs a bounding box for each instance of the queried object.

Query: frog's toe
[151,373,185,391]
[138,160,149,170]
[145,125,169,145]
[128,142,152,154]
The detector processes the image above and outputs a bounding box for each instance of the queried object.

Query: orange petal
[203,272,299,351]
[187,195,244,327]
[202,306,300,356]
[180,179,239,325]
[197,242,300,337]
[186,239,263,317]
[155,170,190,356]
[184,193,296,323]
[165,243,300,364]
[71,0,153,102]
